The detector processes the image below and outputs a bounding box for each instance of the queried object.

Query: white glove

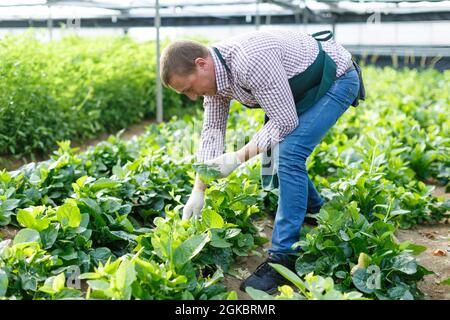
[182,190,205,220]
[204,152,242,178]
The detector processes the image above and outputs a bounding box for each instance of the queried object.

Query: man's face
[169,56,217,101]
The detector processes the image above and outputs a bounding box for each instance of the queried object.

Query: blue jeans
[269,69,360,254]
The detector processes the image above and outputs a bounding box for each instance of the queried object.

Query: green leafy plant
[193,163,221,184]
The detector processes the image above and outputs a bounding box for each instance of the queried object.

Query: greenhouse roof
[0,0,449,24]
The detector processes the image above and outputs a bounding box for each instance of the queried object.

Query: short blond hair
[160,39,209,87]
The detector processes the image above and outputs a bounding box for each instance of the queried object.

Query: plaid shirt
[197,29,352,162]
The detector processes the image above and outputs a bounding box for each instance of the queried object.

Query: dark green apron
[212,30,337,190]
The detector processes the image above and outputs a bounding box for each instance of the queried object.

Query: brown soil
[0,225,19,241]
[395,186,450,300]
[224,185,450,300]
[0,119,156,171]
[396,223,449,300]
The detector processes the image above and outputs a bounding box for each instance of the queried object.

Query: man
[160,29,361,294]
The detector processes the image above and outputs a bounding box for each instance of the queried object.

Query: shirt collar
[209,47,230,94]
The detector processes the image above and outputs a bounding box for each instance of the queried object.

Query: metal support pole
[301,1,308,33]
[47,5,53,40]
[255,0,260,30]
[155,0,163,123]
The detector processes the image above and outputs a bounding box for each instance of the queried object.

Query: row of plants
[244,67,449,300]
[0,33,199,160]
[133,66,450,300]
[0,136,267,299]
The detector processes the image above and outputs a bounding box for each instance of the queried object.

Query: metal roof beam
[1,10,448,28]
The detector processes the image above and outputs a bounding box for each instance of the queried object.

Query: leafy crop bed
[0,34,198,160]
[0,67,449,300]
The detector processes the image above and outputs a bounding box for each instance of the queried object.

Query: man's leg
[303,178,325,226]
[270,70,360,254]
[307,177,324,213]
[241,69,360,293]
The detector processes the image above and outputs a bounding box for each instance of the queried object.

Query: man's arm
[238,48,299,162]
[183,95,230,220]
[194,95,231,190]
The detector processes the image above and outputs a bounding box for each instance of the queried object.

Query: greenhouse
[0,0,448,307]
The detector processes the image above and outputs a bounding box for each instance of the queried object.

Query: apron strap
[212,47,231,74]
[311,30,333,42]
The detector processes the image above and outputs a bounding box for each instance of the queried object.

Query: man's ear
[194,57,207,69]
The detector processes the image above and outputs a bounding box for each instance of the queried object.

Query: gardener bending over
[160,29,363,294]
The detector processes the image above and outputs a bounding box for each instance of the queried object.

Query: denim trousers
[269,69,360,254]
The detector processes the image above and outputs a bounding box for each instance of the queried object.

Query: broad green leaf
[173,233,210,268]
[269,263,306,292]
[80,198,106,227]
[109,230,138,242]
[90,179,120,192]
[53,273,66,292]
[1,199,20,211]
[39,273,66,295]
[181,290,195,300]
[210,231,232,248]
[351,268,374,294]
[391,252,417,275]
[441,277,450,286]
[237,233,254,248]
[115,259,136,290]
[87,280,110,291]
[21,274,37,291]
[16,208,37,229]
[56,202,81,229]
[224,228,241,239]
[295,260,316,276]
[246,286,274,300]
[17,207,50,231]
[90,247,112,265]
[193,163,221,184]
[387,286,414,300]
[398,242,427,256]
[202,208,224,229]
[13,228,40,245]
[208,190,225,208]
[40,224,59,249]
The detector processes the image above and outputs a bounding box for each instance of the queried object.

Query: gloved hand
[204,152,242,178]
[182,190,205,220]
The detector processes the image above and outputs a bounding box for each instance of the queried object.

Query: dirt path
[396,222,449,300]
[223,218,273,300]
[395,185,450,300]
[225,185,450,300]
[0,119,156,171]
